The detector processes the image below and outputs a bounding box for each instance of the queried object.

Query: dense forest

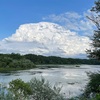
[0,53,100,66]
[24,54,100,65]
[0,53,36,72]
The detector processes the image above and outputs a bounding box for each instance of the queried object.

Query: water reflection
[0,65,100,97]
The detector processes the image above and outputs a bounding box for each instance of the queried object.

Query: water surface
[0,65,100,98]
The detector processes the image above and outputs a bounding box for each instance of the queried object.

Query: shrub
[28,78,65,100]
[9,79,32,100]
[83,72,100,98]
[0,78,65,100]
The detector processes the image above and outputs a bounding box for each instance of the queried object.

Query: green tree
[86,0,100,60]
[83,1,100,99]
[84,72,100,98]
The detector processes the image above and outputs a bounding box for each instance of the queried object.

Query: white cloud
[0,22,90,58]
[43,11,95,36]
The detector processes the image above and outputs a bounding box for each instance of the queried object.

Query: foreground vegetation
[0,78,65,100]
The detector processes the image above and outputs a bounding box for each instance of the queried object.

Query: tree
[82,1,100,99]
[86,0,100,61]
[84,72,100,98]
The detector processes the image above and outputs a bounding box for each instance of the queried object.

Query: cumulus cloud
[43,11,95,36]
[0,22,90,58]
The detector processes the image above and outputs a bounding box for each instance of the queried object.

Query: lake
[0,65,100,98]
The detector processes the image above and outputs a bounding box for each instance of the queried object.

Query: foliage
[0,54,35,72]
[0,78,65,100]
[24,54,100,65]
[0,92,14,100]
[0,53,100,69]
[86,0,100,60]
[28,78,65,100]
[83,72,100,98]
[0,83,14,100]
[9,79,32,100]
[83,1,100,99]
[85,1,100,99]
[8,59,35,68]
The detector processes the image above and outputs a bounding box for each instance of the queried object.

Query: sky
[0,0,94,39]
[0,0,96,58]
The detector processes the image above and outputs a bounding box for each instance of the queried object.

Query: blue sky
[0,0,96,58]
[0,0,94,40]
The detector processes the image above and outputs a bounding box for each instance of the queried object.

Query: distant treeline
[0,53,100,65]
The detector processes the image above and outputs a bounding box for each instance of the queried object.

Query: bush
[9,79,32,100]
[0,78,65,100]
[83,72,100,98]
[28,78,65,100]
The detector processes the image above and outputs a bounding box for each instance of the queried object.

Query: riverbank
[0,67,36,73]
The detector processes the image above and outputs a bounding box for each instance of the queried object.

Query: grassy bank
[0,67,35,73]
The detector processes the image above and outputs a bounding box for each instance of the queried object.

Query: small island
[75,65,80,67]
